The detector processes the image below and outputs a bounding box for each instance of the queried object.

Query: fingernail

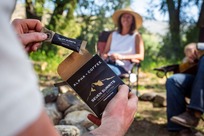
[118,85,122,90]
[34,46,38,51]
[41,33,47,39]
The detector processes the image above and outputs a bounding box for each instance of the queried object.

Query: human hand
[12,19,47,53]
[101,53,109,60]
[186,49,199,63]
[110,53,124,61]
[131,58,140,63]
[184,43,199,63]
[88,85,138,136]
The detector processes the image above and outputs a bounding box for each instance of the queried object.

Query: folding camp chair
[96,30,141,95]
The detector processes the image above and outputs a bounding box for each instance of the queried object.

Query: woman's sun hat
[112,7,143,29]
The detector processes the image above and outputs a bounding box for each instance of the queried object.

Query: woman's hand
[101,53,109,60]
[109,53,124,61]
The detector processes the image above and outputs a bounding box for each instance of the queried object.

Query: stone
[56,92,81,112]
[60,110,94,135]
[55,125,80,136]
[42,87,59,103]
[45,103,63,125]
[64,103,92,116]
[139,92,157,101]
[152,94,166,107]
[62,110,91,126]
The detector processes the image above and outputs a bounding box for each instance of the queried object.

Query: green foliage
[25,0,45,19]
[29,49,65,74]
[54,16,81,38]
[158,32,183,61]
[158,25,199,62]
[182,25,199,44]
[30,0,79,59]
[140,27,184,71]
[76,0,131,54]
[23,0,204,74]
[141,32,164,71]
[25,0,80,74]
[35,0,45,16]
[146,0,204,62]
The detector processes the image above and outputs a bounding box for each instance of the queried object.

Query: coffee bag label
[66,55,124,118]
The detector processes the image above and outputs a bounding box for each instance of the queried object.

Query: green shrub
[29,50,66,75]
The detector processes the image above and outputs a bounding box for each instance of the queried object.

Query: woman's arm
[134,33,145,61]
[101,33,113,60]
[116,33,145,63]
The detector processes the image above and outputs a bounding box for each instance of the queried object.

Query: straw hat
[112,7,143,29]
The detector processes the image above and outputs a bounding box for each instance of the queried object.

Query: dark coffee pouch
[41,27,87,54]
[57,50,124,118]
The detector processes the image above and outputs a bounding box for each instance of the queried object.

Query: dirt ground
[126,101,168,136]
[39,71,204,136]
[124,72,204,136]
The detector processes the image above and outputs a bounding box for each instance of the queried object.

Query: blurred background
[12,0,204,75]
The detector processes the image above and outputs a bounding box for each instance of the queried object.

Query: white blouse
[108,31,137,72]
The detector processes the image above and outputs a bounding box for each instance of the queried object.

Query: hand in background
[101,53,109,60]
[109,53,123,61]
[88,85,138,136]
[184,43,199,63]
[12,19,47,53]
[186,49,199,63]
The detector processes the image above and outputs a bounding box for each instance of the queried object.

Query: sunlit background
[12,0,204,74]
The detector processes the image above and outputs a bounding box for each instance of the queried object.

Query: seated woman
[101,7,145,76]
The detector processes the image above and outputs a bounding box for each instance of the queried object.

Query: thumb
[19,32,47,46]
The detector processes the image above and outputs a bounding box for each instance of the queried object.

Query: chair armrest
[130,61,141,74]
[131,58,140,63]
[97,42,106,55]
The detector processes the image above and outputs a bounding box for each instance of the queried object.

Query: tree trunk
[197,0,204,43]
[197,1,204,27]
[66,0,77,20]
[47,0,68,31]
[25,0,43,20]
[166,0,182,60]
